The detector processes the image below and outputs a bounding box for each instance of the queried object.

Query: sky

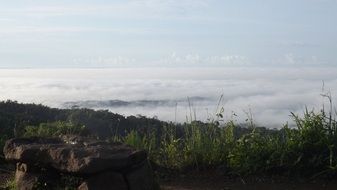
[1,1,337,126]
[0,0,336,68]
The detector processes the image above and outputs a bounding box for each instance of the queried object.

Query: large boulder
[4,136,146,174]
[3,136,159,190]
[15,163,38,190]
[126,161,161,190]
[78,171,128,190]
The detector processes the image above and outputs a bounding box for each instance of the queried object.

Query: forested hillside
[0,100,165,139]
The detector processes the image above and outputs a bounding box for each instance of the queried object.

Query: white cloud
[72,56,136,67]
[160,53,249,66]
[284,53,296,65]
[206,55,250,65]
[0,67,336,127]
[269,53,321,66]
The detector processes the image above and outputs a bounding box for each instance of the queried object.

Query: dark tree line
[0,100,166,139]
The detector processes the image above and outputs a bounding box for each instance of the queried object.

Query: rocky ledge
[3,136,159,190]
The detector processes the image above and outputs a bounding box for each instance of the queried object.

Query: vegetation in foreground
[1,97,337,187]
[120,109,337,179]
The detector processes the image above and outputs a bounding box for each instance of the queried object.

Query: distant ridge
[63,96,212,109]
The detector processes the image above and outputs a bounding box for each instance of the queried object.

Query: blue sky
[0,0,336,68]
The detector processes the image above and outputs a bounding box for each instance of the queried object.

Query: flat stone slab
[3,137,147,174]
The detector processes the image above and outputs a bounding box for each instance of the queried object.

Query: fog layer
[1,67,336,127]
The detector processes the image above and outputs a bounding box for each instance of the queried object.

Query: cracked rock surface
[3,136,159,190]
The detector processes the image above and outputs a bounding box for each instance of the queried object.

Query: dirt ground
[159,170,337,190]
[161,180,337,190]
[2,168,337,190]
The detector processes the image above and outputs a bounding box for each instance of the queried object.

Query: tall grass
[119,94,337,178]
[121,121,234,170]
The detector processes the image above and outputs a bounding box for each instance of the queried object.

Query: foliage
[0,100,165,139]
[0,100,68,138]
[123,129,158,161]
[1,179,16,190]
[122,121,235,170]
[23,121,88,137]
[121,106,337,178]
[3,100,337,179]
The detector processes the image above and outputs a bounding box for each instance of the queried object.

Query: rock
[4,137,147,174]
[78,171,128,190]
[15,163,38,190]
[15,162,60,190]
[3,137,160,190]
[126,161,160,190]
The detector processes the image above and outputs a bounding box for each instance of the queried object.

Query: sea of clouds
[0,67,336,128]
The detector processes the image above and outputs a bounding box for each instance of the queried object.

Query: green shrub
[122,120,235,170]
[120,105,337,179]
[2,179,16,190]
[23,121,88,138]
[123,129,158,160]
[286,109,337,176]
[227,108,337,177]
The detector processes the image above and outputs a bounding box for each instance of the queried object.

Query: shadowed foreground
[160,170,337,190]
